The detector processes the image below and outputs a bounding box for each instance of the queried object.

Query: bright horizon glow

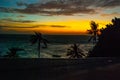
[0,19,111,35]
[33,20,111,34]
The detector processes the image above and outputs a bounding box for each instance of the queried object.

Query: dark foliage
[30,32,48,58]
[89,17,120,57]
[67,43,84,58]
[87,21,99,44]
[4,47,24,58]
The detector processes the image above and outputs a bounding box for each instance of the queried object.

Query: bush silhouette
[67,43,84,58]
[89,17,120,57]
[4,47,24,58]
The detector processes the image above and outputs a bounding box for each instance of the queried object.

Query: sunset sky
[0,0,120,35]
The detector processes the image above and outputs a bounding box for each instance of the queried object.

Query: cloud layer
[0,0,120,15]
[1,18,35,23]
[0,18,68,29]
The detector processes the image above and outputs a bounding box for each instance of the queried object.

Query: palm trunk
[93,31,97,43]
[38,39,41,58]
[88,36,93,42]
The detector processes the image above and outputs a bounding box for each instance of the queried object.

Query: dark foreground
[0,58,120,80]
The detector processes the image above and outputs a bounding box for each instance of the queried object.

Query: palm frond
[34,32,42,37]
[42,41,47,48]
[43,38,49,43]
[4,47,24,58]
[90,21,98,30]
[78,48,83,53]
[30,35,38,45]
[67,44,83,58]
[88,36,93,42]
[87,30,93,34]
[67,49,73,55]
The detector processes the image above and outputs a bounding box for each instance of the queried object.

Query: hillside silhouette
[89,17,120,57]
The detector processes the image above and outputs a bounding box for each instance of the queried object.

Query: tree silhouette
[89,17,120,57]
[87,21,99,44]
[4,47,24,58]
[30,32,48,58]
[67,43,84,59]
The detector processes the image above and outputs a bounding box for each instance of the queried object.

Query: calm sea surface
[0,34,90,44]
[0,34,93,58]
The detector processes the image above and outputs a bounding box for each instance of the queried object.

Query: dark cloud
[94,0,120,8]
[101,12,120,17]
[0,24,67,29]
[0,25,40,28]
[0,7,15,13]
[0,0,120,15]
[1,18,35,23]
[39,24,68,28]
[50,25,67,27]
[16,0,96,15]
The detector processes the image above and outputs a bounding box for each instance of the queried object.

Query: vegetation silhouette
[67,43,84,59]
[4,47,24,58]
[87,21,99,44]
[30,32,48,58]
[52,55,61,58]
[0,51,2,57]
[89,17,120,57]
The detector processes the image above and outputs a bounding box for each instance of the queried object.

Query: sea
[0,34,94,58]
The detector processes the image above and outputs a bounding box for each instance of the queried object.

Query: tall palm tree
[87,21,99,44]
[30,32,48,58]
[67,43,84,59]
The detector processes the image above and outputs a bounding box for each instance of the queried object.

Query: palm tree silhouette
[4,47,24,58]
[30,32,48,58]
[67,43,84,59]
[87,21,99,44]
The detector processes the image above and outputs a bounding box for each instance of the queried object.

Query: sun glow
[0,18,111,35]
[31,19,110,35]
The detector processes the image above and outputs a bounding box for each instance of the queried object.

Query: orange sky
[0,19,111,35]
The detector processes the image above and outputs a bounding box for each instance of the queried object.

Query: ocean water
[0,34,94,58]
